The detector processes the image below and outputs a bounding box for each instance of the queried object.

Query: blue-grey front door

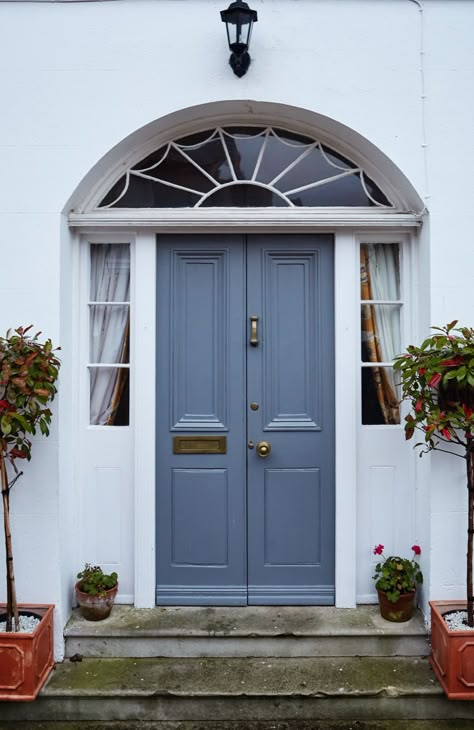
[156,234,335,605]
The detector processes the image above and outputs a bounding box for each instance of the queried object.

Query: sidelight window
[88,243,130,425]
[360,243,402,425]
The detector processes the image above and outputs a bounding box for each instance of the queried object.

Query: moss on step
[43,656,439,698]
[1,721,474,729]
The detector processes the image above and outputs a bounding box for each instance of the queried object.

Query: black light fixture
[220,1,258,78]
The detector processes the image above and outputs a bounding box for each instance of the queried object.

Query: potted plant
[394,321,474,698]
[372,544,423,622]
[75,564,118,621]
[0,326,60,701]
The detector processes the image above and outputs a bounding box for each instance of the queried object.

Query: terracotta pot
[429,600,474,700]
[75,581,118,621]
[377,588,416,622]
[0,604,54,701]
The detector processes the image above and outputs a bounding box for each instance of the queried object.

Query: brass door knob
[256,441,271,458]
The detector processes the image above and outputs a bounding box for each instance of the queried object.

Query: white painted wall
[0,0,472,651]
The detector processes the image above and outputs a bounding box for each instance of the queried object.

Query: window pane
[90,305,130,364]
[361,367,400,425]
[361,304,401,363]
[90,244,130,301]
[90,367,129,426]
[201,184,289,207]
[98,126,394,209]
[134,147,215,194]
[360,243,400,300]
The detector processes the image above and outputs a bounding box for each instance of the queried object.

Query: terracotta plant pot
[0,604,54,701]
[75,581,118,621]
[377,588,416,622]
[430,600,474,700]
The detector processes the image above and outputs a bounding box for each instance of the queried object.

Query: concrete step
[64,606,429,658]
[3,656,474,724]
[0,720,472,730]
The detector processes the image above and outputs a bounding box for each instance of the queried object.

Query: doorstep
[64,605,429,658]
[3,656,474,723]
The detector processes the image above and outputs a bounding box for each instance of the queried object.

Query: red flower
[415,398,423,413]
[411,545,421,556]
[439,357,463,367]
[0,399,10,411]
[441,428,452,440]
[373,544,384,555]
[462,404,474,419]
[9,448,26,460]
[418,367,426,375]
[428,373,442,388]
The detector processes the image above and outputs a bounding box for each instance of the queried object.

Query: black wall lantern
[220,1,258,78]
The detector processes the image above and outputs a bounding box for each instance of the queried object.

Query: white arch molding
[67,101,424,609]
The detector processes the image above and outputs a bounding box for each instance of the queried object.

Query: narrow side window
[360,243,401,425]
[89,243,130,425]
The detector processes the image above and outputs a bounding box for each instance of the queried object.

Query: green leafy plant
[0,326,61,631]
[394,321,474,625]
[76,564,118,597]
[373,544,423,603]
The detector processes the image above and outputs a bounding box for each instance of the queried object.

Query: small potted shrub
[75,564,118,621]
[373,544,423,622]
[0,326,60,701]
[394,321,474,698]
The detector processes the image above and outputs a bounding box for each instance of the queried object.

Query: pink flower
[411,544,421,556]
[373,544,384,555]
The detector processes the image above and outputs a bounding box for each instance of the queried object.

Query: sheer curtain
[361,244,400,425]
[90,244,130,425]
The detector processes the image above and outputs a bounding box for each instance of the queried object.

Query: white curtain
[361,243,400,424]
[367,244,400,371]
[90,244,130,425]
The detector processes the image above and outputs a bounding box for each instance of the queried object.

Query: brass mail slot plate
[173,435,227,455]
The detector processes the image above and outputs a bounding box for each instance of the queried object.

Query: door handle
[250,315,259,347]
[256,440,271,458]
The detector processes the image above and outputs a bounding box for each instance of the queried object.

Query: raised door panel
[156,235,246,605]
[246,235,335,605]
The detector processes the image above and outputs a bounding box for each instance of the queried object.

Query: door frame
[131,226,362,609]
[76,221,418,609]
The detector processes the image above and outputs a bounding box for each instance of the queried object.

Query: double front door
[156,234,335,605]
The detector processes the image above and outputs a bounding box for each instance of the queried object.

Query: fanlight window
[99,127,392,209]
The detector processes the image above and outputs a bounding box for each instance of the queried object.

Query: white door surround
[69,101,424,609]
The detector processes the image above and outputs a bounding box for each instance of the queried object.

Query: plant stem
[467,434,474,627]
[1,456,18,632]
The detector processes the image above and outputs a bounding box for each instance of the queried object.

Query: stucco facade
[0,0,472,658]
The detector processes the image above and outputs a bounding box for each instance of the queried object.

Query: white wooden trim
[334,231,359,607]
[76,223,417,609]
[133,233,157,607]
[69,209,422,230]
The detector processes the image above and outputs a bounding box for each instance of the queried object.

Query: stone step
[3,656,474,724]
[0,720,472,730]
[64,606,429,658]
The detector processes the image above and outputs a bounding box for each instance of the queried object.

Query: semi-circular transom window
[99,126,392,209]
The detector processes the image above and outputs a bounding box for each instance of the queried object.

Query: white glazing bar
[170,143,220,186]
[219,128,237,182]
[283,169,358,197]
[131,170,203,196]
[268,143,317,187]
[251,128,270,181]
